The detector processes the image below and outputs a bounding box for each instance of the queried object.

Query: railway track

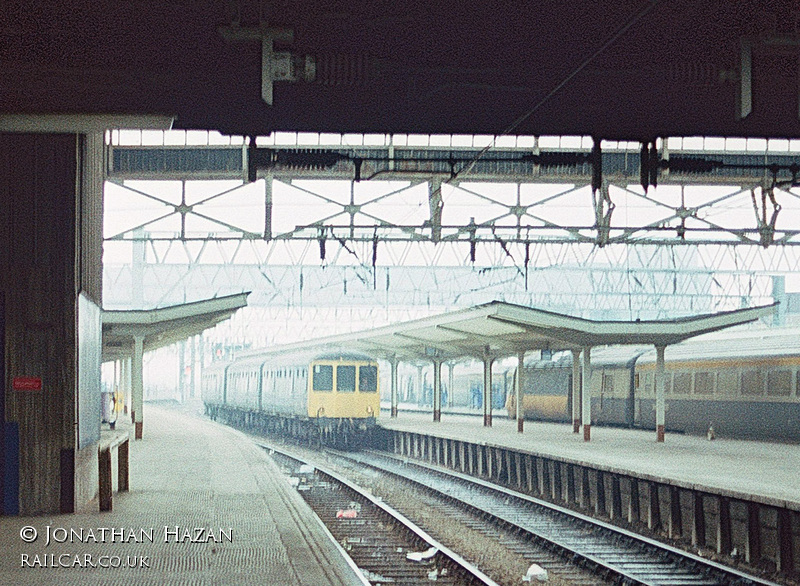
[263,445,500,586]
[261,440,613,585]
[335,449,785,586]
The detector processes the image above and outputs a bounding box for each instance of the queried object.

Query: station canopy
[241,300,778,363]
[102,292,249,361]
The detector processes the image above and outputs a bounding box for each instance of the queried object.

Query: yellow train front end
[307,355,380,420]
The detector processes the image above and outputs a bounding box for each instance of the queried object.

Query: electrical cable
[447,0,661,183]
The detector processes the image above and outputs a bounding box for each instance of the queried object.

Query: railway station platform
[379,410,800,574]
[380,410,800,505]
[0,404,367,586]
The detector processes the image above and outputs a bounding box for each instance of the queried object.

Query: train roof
[590,324,800,367]
[216,349,377,371]
[640,325,800,364]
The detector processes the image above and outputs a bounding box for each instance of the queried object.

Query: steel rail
[257,441,501,586]
[342,449,785,586]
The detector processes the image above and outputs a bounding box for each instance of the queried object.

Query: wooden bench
[98,431,130,511]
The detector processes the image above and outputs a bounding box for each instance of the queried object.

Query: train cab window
[767,370,792,396]
[741,369,764,396]
[312,365,333,391]
[337,365,356,392]
[694,371,714,395]
[359,365,378,392]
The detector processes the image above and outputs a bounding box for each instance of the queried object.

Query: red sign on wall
[13,376,42,391]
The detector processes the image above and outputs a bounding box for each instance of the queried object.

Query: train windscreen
[336,365,356,392]
[359,365,378,392]
[312,364,333,391]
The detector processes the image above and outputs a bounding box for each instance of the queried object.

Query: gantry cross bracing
[106,134,800,248]
[102,133,798,345]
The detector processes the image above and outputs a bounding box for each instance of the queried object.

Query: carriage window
[694,371,714,394]
[312,365,333,391]
[601,374,614,395]
[767,370,792,396]
[359,365,378,392]
[717,370,737,394]
[337,365,356,392]
[673,372,691,394]
[741,370,764,396]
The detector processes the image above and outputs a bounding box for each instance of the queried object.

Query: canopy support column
[483,350,494,427]
[433,359,442,422]
[571,349,581,433]
[582,347,592,441]
[416,364,424,405]
[516,351,525,433]
[132,335,144,440]
[390,356,399,418]
[447,362,455,407]
[655,345,666,442]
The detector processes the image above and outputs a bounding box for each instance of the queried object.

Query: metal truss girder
[103,174,800,247]
[103,249,776,319]
[109,145,800,184]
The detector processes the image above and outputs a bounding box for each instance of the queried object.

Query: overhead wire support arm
[751,177,782,248]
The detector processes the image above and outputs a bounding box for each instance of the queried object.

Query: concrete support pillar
[647,482,661,531]
[390,357,399,418]
[693,492,707,547]
[415,364,423,405]
[746,502,760,564]
[571,349,581,433]
[595,471,606,516]
[777,508,794,574]
[178,340,186,403]
[482,352,494,427]
[611,476,623,521]
[655,345,666,442]
[447,362,455,407]
[196,334,204,400]
[123,357,131,416]
[189,335,197,399]
[669,486,683,539]
[717,496,732,555]
[132,335,144,440]
[581,347,592,441]
[432,359,442,422]
[113,359,120,398]
[0,129,107,515]
[628,479,640,524]
[516,351,525,432]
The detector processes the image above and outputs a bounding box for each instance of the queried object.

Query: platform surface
[380,408,800,508]
[0,404,367,586]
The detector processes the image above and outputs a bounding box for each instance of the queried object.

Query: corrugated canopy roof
[242,301,778,363]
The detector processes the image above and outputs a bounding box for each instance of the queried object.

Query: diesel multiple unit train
[204,325,800,444]
[502,325,800,441]
[202,351,380,447]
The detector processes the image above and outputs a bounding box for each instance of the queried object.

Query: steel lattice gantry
[107,138,800,248]
[102,136,798,347]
